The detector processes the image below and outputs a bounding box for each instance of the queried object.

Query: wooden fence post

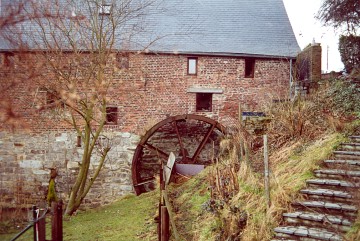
[263,135,270,208]
[52,200,63,241]
[160,206,169,241]
[58,200,63,241]
[32,205,37,241]
[38,213,46,241]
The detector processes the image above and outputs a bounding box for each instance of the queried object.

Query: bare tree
[317,0,359,34]
[4,0,159,215]
[0,1,47,128]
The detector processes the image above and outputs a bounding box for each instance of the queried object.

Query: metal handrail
[10,206,49,241]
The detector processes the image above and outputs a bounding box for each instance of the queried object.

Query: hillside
[1,79,359,240]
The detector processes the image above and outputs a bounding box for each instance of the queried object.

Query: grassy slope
[0,133,351,241]
[1,192,159,241]
[167,132,346,240]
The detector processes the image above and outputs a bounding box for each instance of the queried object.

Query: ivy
[339,35,360,73]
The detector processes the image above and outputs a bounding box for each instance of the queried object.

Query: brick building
[0,0,300,209]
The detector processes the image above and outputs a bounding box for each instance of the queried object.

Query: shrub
[339,35,360,74]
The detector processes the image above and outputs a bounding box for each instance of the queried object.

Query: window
[116,53,129,69]
[46,91,58,105]
[187,57,197,75]
[4,53,15,67]
[46,90,64,108]
[99,4,111,15]
[196,93,212,112]
[106,106,118,125]
[244,58,255,78]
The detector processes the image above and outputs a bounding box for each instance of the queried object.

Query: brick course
[0,52,293,208]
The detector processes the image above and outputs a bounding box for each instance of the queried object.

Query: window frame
[3,53,15,67]
[196,93,212,112]
[46,90,65,108]
[116,53,130,69]
[187,57,198,75]
[244,58,255,78]
[105,106,118,125]
[99,4,112,15]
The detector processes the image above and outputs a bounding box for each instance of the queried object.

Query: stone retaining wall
[0,131,139,209]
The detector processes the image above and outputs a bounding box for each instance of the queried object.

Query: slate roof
[136,0,300,58]
[0,0,300,58]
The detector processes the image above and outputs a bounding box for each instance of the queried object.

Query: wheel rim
[131,114,225,195]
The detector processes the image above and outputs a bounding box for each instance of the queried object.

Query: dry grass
[346,213,360,240]
[165,131,344,240]
[229,133,345,240]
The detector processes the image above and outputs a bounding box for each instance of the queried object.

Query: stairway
[272,136,360,241]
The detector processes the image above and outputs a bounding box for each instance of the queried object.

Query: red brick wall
[296,43,322,82]
[1,52,292,134]
[0,52,293,208]
[110,53,291,134]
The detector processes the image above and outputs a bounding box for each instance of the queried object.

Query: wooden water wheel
[131,114,226,195]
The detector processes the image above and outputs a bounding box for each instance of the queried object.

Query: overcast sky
[283,0,344,72]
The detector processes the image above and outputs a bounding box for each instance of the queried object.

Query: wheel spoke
[142,143,169,160]
[132,114,225,195]
[173,121,186,158]
[191,124,215,163]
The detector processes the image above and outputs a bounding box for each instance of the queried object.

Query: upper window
[187,57,197,75]
[105,106,118,125]
[116,53,129,69]
[46,90,65,108]
[245,58,255,78]
[99,4,111,15]
[3,53,15,67]
[196,93,212,112]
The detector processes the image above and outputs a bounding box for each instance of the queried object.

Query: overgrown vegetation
[165,132,345,241]
[339,35,360,74]
[165,79,359,240]
[317,0,359,75]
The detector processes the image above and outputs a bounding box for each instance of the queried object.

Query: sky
[283,0,344,72]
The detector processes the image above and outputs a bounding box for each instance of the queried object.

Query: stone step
[324,159,360,170]
[306,178,358,188]
[314,169,360,179]
[274,226,342,241]
[293,201,357,217]
[300,188,353,200]
[339,143,360,151]
[270,240,296,241]
[349,136,360,143]
[333,150,360,160]
[283,211,352,232]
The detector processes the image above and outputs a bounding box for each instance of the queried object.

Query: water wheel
[131,114,226,195]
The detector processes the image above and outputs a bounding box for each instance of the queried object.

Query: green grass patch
[0,192,158,241]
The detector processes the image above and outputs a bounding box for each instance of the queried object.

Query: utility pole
[327,45,329,72]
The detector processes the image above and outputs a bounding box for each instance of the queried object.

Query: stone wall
[0,52,293,208]
[0,131,139,209]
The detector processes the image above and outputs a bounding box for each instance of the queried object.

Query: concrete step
[314,169,360,179]
[270,238,296,241]
[306,178,358,188]
[349,136,360,143]
[339,143,360,151]
[274,226,342,241]
[283,211,352,232]
[293,201,357,218]
[324,159,360,170]
[333,150,360,160]
[300,188,353,202]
